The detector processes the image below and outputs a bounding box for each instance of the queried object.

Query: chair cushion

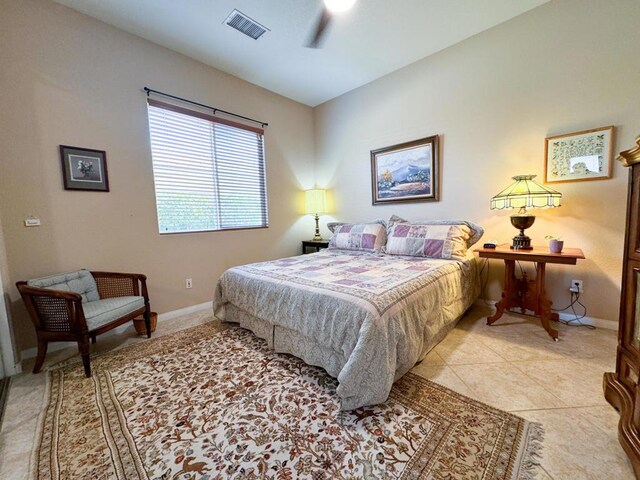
[28,270,99,303]
[83,296,145,331]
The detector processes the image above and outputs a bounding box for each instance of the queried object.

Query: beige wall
[2,0,638,356]
[0,0,315,352]
[314,0,640,324]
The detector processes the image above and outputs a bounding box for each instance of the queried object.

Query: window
[146,99,268,234]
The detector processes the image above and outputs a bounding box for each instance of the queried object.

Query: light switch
[24,217,41,227]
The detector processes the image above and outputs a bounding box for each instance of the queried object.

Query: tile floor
[0,306,634,479]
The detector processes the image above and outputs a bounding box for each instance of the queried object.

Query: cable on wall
[552,291,593,329]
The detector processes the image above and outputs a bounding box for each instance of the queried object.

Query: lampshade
[305,189,326,214]
[491,175,561,211]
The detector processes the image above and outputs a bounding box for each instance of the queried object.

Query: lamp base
[510,214,535,250]
[312,213,322,241]
[510,233,533,250]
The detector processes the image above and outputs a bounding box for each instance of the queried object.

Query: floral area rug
[35,322,543,479]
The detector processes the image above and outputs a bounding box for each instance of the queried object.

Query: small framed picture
[544,126,614,183]
[60,145,109,192]
[371,135,439,205]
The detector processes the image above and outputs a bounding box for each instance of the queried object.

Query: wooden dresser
[604,135,640,477]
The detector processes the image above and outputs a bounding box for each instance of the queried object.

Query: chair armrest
[90,272,149,301]
[17,283,82,302]
[16,282,87,334]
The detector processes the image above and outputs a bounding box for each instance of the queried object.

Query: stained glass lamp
[491,175,561,250]
[305,189,327,241]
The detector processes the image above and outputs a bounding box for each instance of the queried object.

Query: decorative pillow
[328,222,387,253]
[387,215,484,248]
[385,223,473,259]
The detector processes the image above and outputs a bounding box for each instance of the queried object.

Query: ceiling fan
[306,0,357,48]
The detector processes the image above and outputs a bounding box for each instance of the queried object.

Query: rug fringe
[29,370,53,480]
[518,421,545,480]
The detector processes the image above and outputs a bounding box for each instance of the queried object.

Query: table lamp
[490,175,561,250]
[305,189,326,241]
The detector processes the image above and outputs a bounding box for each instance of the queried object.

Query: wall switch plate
[24,217,41,227]
[185,278,193,289]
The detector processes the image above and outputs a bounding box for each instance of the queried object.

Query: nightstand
[302,240,329,254]
[474,244,585,340]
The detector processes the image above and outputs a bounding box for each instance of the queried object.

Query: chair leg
[33,339,48,374]
[91,335,96,344]
[143,308,151,338]
[78,337,91,378]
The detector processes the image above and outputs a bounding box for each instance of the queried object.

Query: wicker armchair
[17,270,151,377]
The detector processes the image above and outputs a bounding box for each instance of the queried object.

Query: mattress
[213,249,479,410]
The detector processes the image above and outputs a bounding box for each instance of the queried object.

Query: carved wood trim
[619,135,640,167]
[604,373,640,477]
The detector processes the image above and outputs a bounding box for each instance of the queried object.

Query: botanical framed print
[59,145,109,192]
[371,135,439,205]
[544,126,614,183]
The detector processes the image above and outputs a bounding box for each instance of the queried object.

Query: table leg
[487,259,516,325]
[486,259,559,340]
[536,262,559,341]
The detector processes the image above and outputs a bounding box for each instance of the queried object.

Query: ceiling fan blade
[306,7,332,48]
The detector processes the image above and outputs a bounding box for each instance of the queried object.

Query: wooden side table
[302,240,329,254]
[474,244,585,340]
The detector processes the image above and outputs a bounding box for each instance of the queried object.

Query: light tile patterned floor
[413,307,633,479]
[0,306,633,479]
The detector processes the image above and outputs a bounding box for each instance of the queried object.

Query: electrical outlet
[569,279,583,293]
[185,278,192,289]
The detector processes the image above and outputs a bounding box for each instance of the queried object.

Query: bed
[213,219,481,410]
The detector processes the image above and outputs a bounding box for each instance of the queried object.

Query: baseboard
[473,299,617,331]
[157,301,212,321]
[5,363,22,376]
[20,301,213,361]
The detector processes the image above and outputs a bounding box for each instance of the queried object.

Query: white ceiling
[53,0,549,107]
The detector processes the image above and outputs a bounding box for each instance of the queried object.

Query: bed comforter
[213,249,479,410]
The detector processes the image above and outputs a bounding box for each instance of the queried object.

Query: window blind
[147,100,268,234]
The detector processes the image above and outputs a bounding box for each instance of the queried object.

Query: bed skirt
[221,303,349,380]
[219,300,468,401]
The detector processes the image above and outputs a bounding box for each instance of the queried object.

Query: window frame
[146,99,269,235]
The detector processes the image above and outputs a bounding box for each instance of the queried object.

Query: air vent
[224,10,269,40]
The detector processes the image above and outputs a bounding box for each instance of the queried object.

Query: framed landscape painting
[60,145,109,192]
[544,126,614,183]
[371,135,439,205]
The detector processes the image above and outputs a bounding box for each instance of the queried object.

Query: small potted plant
[545,235,564,254]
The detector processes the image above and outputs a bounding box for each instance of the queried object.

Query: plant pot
[133,311,157,335]
[549,239,564,254]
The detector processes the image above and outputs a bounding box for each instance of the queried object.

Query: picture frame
[59,145,109,192]
[544,126,614,183]
[371,135,439,205]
